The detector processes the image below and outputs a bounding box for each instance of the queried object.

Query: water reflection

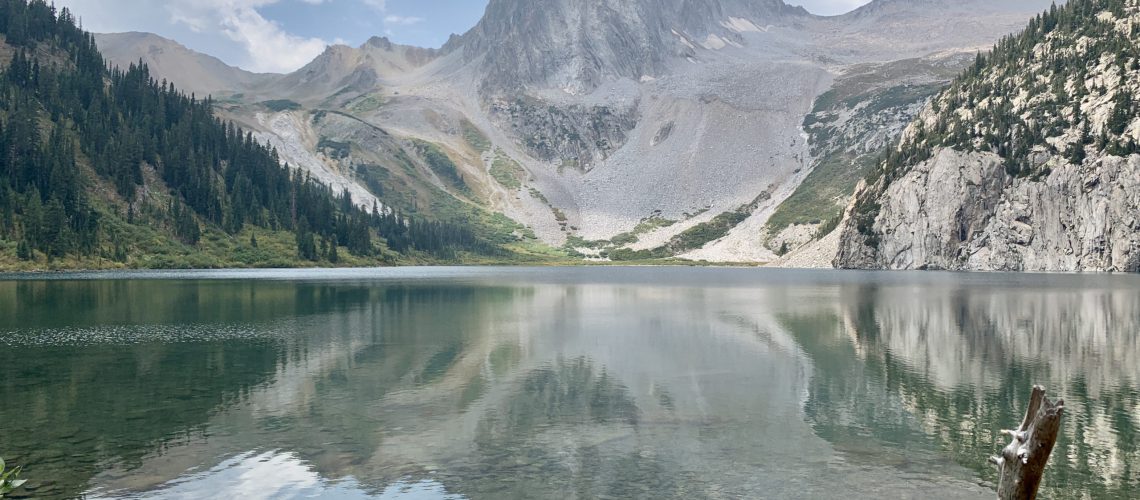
[89,451,462,500]
[788,282,1140,498]
[0,269,1136,499]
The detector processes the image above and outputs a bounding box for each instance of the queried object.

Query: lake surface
[0,267,1137,499]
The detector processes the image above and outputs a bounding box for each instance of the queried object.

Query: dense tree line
[0,0,493,262]
[853,0,1140,242]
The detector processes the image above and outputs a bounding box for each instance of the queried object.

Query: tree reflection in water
[788,281,1140,499]
[0,270,1136,499]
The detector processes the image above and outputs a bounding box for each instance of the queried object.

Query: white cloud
[220,8,331,73]
[384,15,424,26]
[165,0,330,73]
[57,0,333,73]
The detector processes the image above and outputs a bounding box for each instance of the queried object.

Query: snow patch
[721,18,771,34]
[702,35,728,50]
[673,30,696,50]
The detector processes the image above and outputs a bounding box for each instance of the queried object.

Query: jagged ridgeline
[0,0,491,269]
[840,0,1140,272]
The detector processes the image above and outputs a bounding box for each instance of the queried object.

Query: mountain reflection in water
[0,268,1135,499]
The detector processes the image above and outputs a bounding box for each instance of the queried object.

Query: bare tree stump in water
[988,385,1064,500]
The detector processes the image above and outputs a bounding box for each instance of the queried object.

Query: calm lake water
[0,267,1137,499]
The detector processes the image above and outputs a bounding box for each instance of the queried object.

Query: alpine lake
[0,267,1136,499]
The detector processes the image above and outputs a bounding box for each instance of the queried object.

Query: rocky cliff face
[835,149,1140,272]
[836,0,1140,272]
[488,96,639,169]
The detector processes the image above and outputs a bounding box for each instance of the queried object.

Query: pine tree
[1069,143,1087,165]
[16,238,32,260]
[1109,91,1133,135]
[295,217,318,261]
[328,236,339,263]
[113,242,128,263]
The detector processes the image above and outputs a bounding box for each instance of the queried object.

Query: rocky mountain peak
[94,32,275,97]
[268,36,442,102]
[364,36,395,50]
[456,0,809,94]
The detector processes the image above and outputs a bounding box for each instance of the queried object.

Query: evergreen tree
[16,238,31,260]
[328,236,339,264]
[295,217,318,261]
[1069,143,1087,165]
[1108,91,1133,135]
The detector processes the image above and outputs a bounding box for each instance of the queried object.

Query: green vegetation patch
[317,138,352,160]
[860,84,942,117]
[490,151,525,190]
[564,235,609,250]
[609,216,676,246]
[347,93,385,114]
[461,119,491,152]
[814,214,843,239]
[560,215,674,253]
[260,99,302,112]
[767,153,878,233]
[607,247,670,262]
[354,163,389,198]
[665,209,749,254]
[528,188,550,205]
[603,208,750,262]
[1,457,27,497]
[412,140,468,193]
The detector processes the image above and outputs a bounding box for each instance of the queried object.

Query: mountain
[267,36,442,104]
[0,0,499,271]
[455,0,809,95]
[835,0,1140,272]
[829,0,1062,59]
[94,0,1057,264]
[94,32,276,97]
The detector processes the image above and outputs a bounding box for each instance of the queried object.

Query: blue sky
[54,0,871,74]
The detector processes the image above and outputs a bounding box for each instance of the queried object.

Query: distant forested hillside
[0,0,493,270]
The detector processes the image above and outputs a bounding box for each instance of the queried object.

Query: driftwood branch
[991,385,1064,500]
